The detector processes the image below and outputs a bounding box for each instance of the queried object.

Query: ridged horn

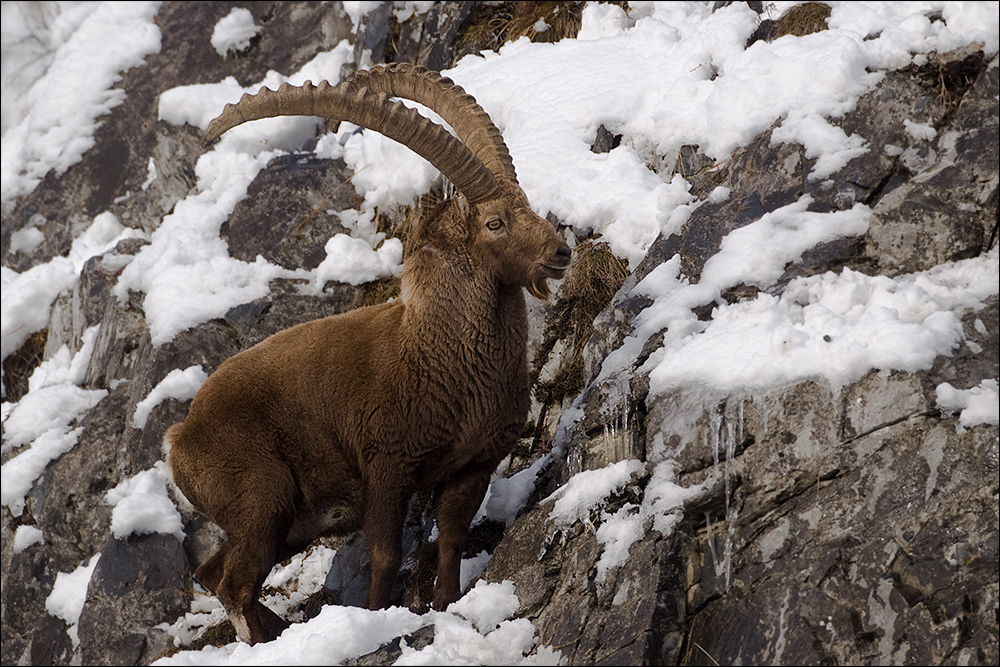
[343,63,519,185]
[203,78,501,203]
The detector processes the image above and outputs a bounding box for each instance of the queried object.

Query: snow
[158,603,425,666]
[159,545,336,649]
[263,546,336,598]
[45,554,101,648]
[132,365,209,429]
[594,503,644,582]
[158,593,231,649]
[826,1,1000,68]
[2,212,144,363]
[475,454,550,526]
[1,1,160,203]
[118,44,363,346]
[543,457,705,584]
[2,2,999,664]
[1,3,95,135]
[394,581,561,666]
[142,156,158,190]
[8,1,996,353]
[936,378,1000,430]
[13,524,45,553]
[155,575,560,666]
[702,195,872,290]
[392,2,437,25]
[105,461,185,542]
[342,2,385,32]
[211,8,261,57]
[448,579,521,632]
[903,118,937,141]
[306,234,403,291]
[460,551,493,592]
[8,225,45,254]
[1,325,106,517]
[544,459,645,527]
[641,246,998,396]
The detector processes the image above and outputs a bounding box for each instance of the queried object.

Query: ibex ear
[454,191,470,221]
[412,196,465,248]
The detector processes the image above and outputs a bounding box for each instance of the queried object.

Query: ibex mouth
[542,262,570,276]
[530,257,571,300]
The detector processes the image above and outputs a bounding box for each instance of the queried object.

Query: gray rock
[77,534,190,666]
[476,45,998,667]
[221,154,361,271]
[1,4,997,666]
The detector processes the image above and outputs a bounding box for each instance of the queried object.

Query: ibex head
[203,64,571,299]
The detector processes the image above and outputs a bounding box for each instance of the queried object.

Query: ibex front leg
[431,467,491,610]
[363,489,409,609]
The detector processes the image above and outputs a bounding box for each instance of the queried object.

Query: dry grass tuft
[456,1,629,55]
[1,328,48,402]
[187,620,237,651]
[901,50,989,114]
[503,1,586,44]
[531,239,629,404]
[772,2,831,39]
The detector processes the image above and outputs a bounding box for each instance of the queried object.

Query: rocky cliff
[2,2,997,665]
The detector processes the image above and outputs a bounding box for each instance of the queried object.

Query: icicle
[600,373,631,462]
[709,405,723,480]
[705,512,720,576]
[723,500,739,590]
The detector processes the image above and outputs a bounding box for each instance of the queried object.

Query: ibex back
[165,64,572,645]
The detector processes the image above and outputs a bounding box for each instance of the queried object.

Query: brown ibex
[165,63,572,645]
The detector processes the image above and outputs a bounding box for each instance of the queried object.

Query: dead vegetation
[770,2,831,39]
[531,239,629,407]
[456,1,627,55]
[1,329,47,403]
[900,50,990,119]
[748,2,831,47]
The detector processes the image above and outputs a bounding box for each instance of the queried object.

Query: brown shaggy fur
[167,175,570,643]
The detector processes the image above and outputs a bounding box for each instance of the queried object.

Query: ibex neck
[400,256,528,367]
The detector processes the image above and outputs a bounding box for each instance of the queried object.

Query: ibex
[165,63,572,645]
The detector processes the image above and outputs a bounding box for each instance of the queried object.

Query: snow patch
[936,378,1000,431]
[45,554,101,648]
[105,461,185,542]
[132,366,209,429]
[306,234,403,291]
[1,213,144,363]
[1,326,106,517]
[13,525,45,552]
[9,226,45,254]
[211,8,261,57]
[645,247,999,396]
[544,459,645,527]
[1,2,160,203]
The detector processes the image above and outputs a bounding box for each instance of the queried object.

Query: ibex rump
[165,64,571,645]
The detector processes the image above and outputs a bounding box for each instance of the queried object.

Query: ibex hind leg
[193,542,229,594]
[213,472,297,644]
[215,526,293,644]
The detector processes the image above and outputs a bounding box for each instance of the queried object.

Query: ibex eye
[486,218,504,231]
